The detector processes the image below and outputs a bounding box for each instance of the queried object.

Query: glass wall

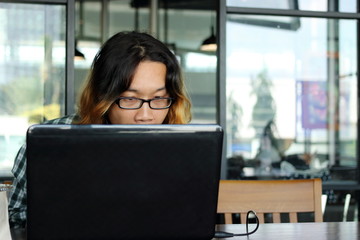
[0,0,217,178]
[1,0,359,222]
[227,0,357,13]
[223,0,359,221]
[0,2,66,178]
[226,15,357,179]
[74,0,217,123]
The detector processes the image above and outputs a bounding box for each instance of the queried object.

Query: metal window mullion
[327,20,340,168]
[356,1,360,222]
[101,0,109,44]
[226,7,360,20]
[0,0,67,4]
[218,0,227,179]
[66,0,75,115]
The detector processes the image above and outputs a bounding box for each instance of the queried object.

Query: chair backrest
[217,178,323,223]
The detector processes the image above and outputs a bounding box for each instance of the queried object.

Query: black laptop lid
[26,124,223,240]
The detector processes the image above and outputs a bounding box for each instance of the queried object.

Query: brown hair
[77,31,191,124]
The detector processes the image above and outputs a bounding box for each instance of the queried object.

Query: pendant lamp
[200,26,217,51]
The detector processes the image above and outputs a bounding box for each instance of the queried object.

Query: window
[0,2,67,178]
[222,1,359,221]
[225,15,357,180]
[227,0,357,13]
[74,0,218,123]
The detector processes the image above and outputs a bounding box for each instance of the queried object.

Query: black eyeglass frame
[114,97,174,110]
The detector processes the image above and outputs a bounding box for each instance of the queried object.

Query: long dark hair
[78,31,191,124]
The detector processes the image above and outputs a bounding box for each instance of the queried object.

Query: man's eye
[123,98,137,101]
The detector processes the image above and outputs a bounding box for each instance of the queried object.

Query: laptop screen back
[26,124,223,240]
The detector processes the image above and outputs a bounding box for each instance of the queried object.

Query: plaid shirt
[8,114,79,229]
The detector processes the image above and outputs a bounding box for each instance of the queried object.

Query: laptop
[26,124,223,240]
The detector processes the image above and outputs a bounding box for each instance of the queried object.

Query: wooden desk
[215,222,359,240]
[11,222,359,240]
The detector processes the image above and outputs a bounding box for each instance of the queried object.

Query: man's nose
[136,102,154,121]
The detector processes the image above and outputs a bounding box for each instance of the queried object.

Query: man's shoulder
[42,114,80,125]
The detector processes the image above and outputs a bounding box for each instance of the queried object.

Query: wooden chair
[217,178,323,223]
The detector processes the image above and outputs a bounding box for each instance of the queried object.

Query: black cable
[214,210,260,238]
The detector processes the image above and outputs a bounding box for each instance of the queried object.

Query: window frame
[0,0,76,115]
[218,1,360,220]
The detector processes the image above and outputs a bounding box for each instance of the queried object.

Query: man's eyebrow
[155,87,167,92]
[126,87,167,92]
[125,89,138,93]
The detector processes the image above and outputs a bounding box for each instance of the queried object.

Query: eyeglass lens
[118,97,172,109]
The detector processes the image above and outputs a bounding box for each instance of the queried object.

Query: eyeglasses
[114,97,174,110]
